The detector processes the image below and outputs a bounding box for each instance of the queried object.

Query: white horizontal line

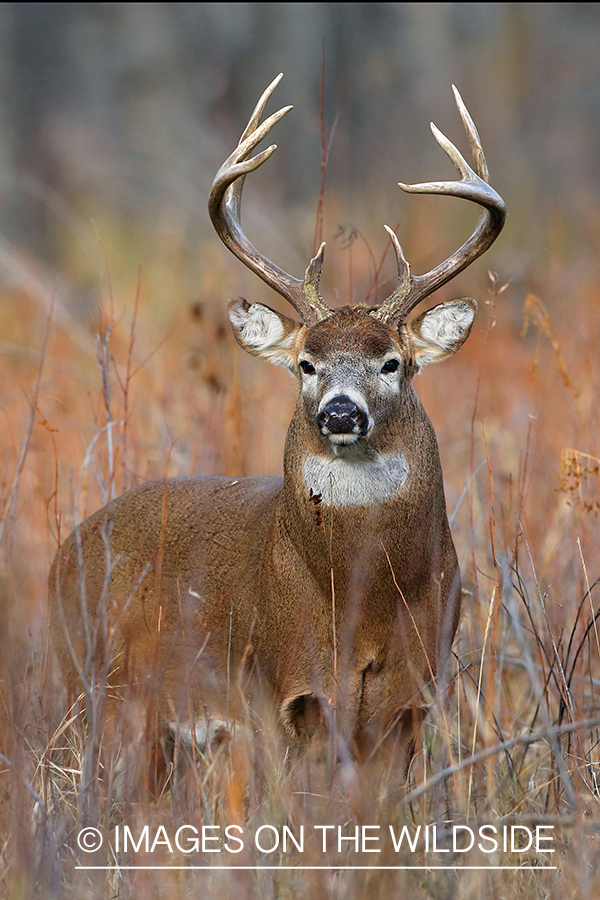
[76,865,557,871]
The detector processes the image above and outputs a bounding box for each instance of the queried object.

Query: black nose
[317,394,369,435]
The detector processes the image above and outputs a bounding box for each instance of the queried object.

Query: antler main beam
[208,74,331,325]
[371,86,506,323]
[210,77,505,326]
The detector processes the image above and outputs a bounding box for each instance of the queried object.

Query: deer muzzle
[317,394,370,444]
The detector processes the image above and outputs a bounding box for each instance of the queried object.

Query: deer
[49,74,505,793]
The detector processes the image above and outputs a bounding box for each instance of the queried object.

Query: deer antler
[209,74,331,325]
[371,86,506,324]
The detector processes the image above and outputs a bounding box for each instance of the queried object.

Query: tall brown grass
[1,195,599,899]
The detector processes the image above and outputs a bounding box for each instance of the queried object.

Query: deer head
[209,75,505,496]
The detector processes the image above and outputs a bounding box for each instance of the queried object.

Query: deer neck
[270,388,446,612]
[278,384,444,551]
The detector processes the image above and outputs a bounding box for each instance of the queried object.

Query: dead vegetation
[1,198,600,899]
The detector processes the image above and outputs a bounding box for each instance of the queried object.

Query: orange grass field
[1,182,600,899]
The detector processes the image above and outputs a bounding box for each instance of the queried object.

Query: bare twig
[403,716,600,808]
[0,298,53,563]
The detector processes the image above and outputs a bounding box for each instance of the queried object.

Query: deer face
[298,309,407,453]
[228,297,477,456]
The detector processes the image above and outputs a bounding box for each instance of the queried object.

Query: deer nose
[317,394,369,436]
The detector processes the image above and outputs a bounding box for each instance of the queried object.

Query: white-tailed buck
[50,75,505,785]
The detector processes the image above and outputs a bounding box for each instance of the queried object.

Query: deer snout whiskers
[317,392,370,444]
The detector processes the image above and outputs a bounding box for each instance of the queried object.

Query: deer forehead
[300,309,402,360]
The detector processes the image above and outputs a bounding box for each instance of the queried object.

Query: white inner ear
[229,303,289,351]
[419,302,474,350]
[410,300,476,368]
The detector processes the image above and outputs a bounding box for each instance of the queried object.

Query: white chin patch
[168,718,244,751]
[327,433,360,446]
[303,452,409,508]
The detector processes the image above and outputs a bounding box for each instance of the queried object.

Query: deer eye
[381,359,400,373]
[299,360,316,375]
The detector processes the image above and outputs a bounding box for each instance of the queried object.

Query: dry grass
[1,195,600,899]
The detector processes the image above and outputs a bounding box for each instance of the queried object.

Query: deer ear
[406,299,477,369]
[227,298,302,370]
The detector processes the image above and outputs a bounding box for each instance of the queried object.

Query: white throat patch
[303,452,409,508]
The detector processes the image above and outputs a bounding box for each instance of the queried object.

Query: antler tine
[452,84,488,183]
[371,87,506,324]
[239,72,284,143]
[304,241,327,306]
[208,75,331,325]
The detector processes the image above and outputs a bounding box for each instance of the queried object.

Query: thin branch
[402,716,600,808]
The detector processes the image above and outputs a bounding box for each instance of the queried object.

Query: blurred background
[1,3,599,313]
[2,7,600,895]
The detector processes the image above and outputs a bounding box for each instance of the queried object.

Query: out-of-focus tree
[0,3,599,311]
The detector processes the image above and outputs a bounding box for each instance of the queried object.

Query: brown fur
[49,303,466,787]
